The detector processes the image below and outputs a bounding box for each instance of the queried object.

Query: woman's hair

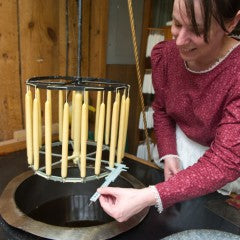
[184,0,240,42]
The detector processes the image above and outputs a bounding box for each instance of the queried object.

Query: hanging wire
[77,0,82,77]
[127,0,151,162]
[65,0,69,76]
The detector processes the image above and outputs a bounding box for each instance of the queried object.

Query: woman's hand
[164,156,181,181]
[97,187,156,222]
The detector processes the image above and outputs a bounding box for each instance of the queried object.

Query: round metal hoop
[26,75,130,92]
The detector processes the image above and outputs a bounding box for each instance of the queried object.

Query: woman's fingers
[164,169,175,181]
[97,187,120,196]
[99,195,115,214]
[99,193,116,207]
[99,193,124,220]
[98,187,119,216]
[164,157,181,181]
[98,187,156,222]
[99,193,116,205]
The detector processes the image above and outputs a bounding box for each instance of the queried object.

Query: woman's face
[171,0,226,68]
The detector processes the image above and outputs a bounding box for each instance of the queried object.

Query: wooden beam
[124,152,160,170]
[0,139,26,156]
[0,123,59,156]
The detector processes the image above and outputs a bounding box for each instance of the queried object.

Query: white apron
[176,125,240,195]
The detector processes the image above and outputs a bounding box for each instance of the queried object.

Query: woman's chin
[179,48,198,62]
[179,52,195,62]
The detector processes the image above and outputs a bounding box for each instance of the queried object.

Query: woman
[97,0,240,222]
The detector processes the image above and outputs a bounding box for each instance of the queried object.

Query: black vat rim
[0,170,149,240]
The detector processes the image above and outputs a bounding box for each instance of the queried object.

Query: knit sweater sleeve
[151,41,177,157]
[155,78,240,208]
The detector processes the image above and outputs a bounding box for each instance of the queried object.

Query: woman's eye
[189,26,204,35]
[197,29,204,35]
[192,29,204,36]
[174,22,181,28]
[189,28,195,33]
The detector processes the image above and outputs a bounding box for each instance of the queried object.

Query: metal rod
[65,0,69,76]
[77,0,82,77]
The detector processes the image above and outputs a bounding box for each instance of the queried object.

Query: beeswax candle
[105,91,112,145]
[61,102,70,178]
[33,97,39,170]
[73,92,82,157]
[94,91,101,141]
[25,90,33,165]
[36,88,42,147]
[45,90,52,176]
[109,100,118,167]
[117,94,126,163]
[122,96,130,157]
[80,103,88,178]
[71,91,76,140]
[95,102,105,175]
[84,91,89,140]
[58,90,63,141]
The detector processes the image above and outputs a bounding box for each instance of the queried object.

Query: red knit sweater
[151,40,240,208]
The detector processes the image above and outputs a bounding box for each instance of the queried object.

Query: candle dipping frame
[25,76,131,184]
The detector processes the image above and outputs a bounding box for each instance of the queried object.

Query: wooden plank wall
[19,0,67,127]
[89,1,109,78]
[0,1,22,141]
[0,0,109,154]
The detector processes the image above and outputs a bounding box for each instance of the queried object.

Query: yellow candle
[25,90,33,165]
[116,91,120,124]
[114,91,121,141]
[33,97,39,170]
[84,90,89,104]
[71,91,76,140]
[73,92,82,158]
[122,96,130,157]
[61,102,69,178]
[94,91,101,141]
[105,91,112,145]
[81,103,88,177]
[109,100,118,167]
[58,90,63,142]
[85,91,89,140]
[36,88,42,147]
[47,89,52,119]
[117,94,126,163]
[95,102,105,175]
[45,90,52,176]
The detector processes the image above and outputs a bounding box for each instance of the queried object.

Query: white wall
[107,0,144,65]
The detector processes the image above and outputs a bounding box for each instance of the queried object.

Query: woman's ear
[226,10,240,33]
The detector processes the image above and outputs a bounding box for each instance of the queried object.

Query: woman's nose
[175,28,190,46]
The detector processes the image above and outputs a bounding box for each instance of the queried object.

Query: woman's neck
[186,37,239,72]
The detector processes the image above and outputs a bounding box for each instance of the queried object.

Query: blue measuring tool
[89,163,128,205]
